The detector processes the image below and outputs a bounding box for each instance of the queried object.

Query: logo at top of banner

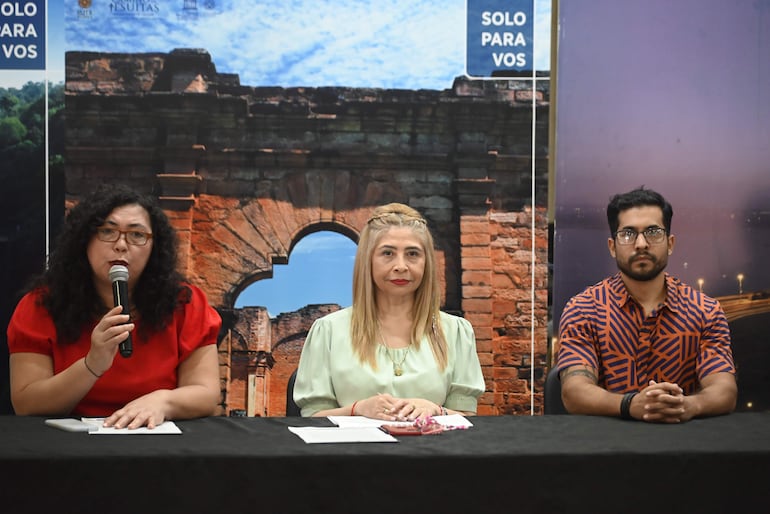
[109,0,161,18]
[0,0,45,70]
[466,0,534,79]
[178,0,225,21]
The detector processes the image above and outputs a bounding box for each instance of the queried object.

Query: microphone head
[109,265,129,283]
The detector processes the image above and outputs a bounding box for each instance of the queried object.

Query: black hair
[28,184,189,343]
[606,186,673,235]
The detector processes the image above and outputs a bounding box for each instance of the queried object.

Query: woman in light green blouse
[293,203,485,420]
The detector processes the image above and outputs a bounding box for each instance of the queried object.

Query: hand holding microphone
[109,265,133,358]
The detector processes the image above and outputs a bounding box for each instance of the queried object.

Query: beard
[616,252,667,282]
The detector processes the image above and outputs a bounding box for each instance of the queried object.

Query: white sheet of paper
[433,414,474,428]
[288,426,398,444]
[328,414,473,429]
[81,418,182,435]
[327,416,411,428]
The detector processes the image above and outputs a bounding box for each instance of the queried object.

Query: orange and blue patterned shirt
[557,273,735,394]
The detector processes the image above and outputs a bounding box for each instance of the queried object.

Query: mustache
[631,252,657,262]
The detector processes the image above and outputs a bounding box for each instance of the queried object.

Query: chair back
[285,368,301,417]
[544,366,568,414]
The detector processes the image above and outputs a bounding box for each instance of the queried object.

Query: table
[1,413,768,513]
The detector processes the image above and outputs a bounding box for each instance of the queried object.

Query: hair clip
[366,211,427,225]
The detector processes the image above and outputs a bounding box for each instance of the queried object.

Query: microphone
[108,265,133,358]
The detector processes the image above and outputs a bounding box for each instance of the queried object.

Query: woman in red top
[7,184,222,429]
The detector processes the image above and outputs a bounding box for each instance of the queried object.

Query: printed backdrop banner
[0,1,551,418]
[552,0,770,411]
[0,0,45,69]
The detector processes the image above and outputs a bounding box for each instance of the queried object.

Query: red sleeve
[6,290,56,356]
[177,284,222,361]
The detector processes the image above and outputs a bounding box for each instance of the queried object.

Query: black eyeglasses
[614,227,667,245]
[95,226,153,246]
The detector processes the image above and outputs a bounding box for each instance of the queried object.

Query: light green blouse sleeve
[441,313,486,413]
[293,311,343,417]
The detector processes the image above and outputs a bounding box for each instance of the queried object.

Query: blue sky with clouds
[1,0,551,316]
[61,0,550,89]
[236,232,358,316]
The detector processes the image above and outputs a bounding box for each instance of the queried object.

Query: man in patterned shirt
[557,187,737,423]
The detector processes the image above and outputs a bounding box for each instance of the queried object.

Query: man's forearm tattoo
[562,368,597,383]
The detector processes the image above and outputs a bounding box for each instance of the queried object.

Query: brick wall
[64,48,550,415]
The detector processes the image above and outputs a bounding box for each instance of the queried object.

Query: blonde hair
[350,203,448,370]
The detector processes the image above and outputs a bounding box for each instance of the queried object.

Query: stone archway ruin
[65,48,550,416]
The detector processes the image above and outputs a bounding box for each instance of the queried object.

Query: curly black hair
[29,184,190,343]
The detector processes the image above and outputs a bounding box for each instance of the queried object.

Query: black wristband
[620,392,638,420]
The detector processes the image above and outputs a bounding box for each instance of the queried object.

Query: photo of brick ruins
[63,48,550,416]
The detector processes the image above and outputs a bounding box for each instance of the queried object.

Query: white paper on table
[327,416,411,428]
[328,414,473,429]
[288,426,398,444]
[81,417,182,435]
[433,414,474,429]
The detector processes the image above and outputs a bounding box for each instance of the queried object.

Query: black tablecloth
[1,413,768,513]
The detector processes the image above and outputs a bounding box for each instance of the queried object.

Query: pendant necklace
[379,327,410,376]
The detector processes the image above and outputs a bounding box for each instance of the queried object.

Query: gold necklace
[379,327,410,376]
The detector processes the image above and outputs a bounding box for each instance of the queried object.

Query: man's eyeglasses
[95,226,153,246]
[614,227,667,245]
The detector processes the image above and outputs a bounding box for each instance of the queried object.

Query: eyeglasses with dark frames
[95,226,153,246]
[614,227,667,245]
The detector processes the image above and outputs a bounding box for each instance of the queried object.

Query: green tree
[0,117,27,148]
[0,94,20,117]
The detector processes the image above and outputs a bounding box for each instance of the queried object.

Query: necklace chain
[378,326,410,376]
